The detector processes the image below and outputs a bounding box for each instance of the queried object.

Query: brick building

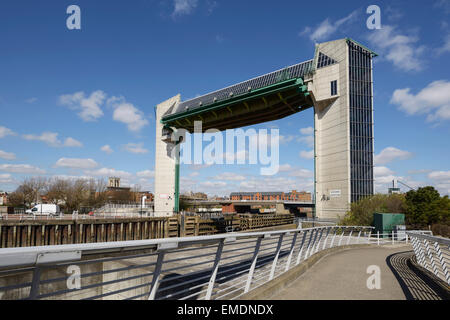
[230,190,311,202]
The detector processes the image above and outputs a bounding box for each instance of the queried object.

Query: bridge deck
[270,245,444,300]
[161,60,314,132]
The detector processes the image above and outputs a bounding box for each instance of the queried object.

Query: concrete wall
[154,95,180,217]
[309,39,350,219]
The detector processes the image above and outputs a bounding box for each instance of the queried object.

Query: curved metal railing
[0,225,373,300]
[407,231,450,286]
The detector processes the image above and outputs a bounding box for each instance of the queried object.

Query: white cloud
[136,170,155,179]
[239,176,313,193]
[63,137,83,147]
[85,167,132,179]
[189,171,200,177]
[367,25,425,72]
[299,10,359,42]
[0,150,16,160]
[55,158,98,169]
[172,0,198,17]
[0,126,15,139]
[108,96,149,132]
[123,143,149,154]
[278,164,293,172]
[390,80,450,122]
[279,135,295,144]
[100,145,113,154]
[300,127,314,135]
[0,173,16,184]
[374,147,413,165]
[374,166,395,177]
[213,172,246,181]
[428,170,450,195]
[428,170,450,181]
[59,90,106,122]
[25,97,38,104]
[297,135,314,148]
[290,168,314,178]
[22,132,82,148]
[0,164,46,174]
[200,181,227,188]
[23,132,60,146]
[437,33,450,55]
[299,150,314,159]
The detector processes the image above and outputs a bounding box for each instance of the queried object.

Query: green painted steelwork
[161,78,312,134]
[162,78,304,123]
[174,150,180,213]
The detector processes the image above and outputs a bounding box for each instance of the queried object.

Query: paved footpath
[270,245,443,300]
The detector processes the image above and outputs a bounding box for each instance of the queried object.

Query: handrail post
[433,241,450,285]
[295,231,308,266]
[314,228,325,254]
[269,233,285,281]
[346,230,353,245]
[148,251,165,300]
[205,239,224,300]
[322,227,332,250]
[424,239,439,277]
[244,237,262,293]
[28,267,42,300]
[338,227,345,246]
[285,232,299,272]
[305,229,317,258]
[329,228,337,248]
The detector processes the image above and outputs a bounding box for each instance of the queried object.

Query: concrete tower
[154,95,181,217]
[154,38,375,219]
[308,39,374,219]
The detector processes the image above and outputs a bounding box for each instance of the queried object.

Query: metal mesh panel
[171,60,314,116]
[317,52,336,69]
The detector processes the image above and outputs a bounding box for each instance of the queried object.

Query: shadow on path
[386,250,444,300]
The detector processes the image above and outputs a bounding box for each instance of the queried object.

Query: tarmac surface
[270,245,444,300]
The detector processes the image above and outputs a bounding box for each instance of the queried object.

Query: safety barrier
[407,231,450,285]
[0,225,372,300]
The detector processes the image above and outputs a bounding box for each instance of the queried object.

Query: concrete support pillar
[154,95,181,217]
[308,39,351,220]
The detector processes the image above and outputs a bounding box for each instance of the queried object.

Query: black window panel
[348,41,374,202]
[331,80,337,96]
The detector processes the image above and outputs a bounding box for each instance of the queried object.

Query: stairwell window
[331,80,337,96]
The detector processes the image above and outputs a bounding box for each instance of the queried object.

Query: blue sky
[0,0,449,196]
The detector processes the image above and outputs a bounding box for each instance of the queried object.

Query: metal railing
[407,231,450,286]
[0,225,373,300]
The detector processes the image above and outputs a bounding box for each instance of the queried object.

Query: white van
[26,204,60,216]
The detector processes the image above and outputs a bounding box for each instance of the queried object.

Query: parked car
[26,204,60,216]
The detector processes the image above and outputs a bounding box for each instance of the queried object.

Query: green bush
[340,193,406,226]
[340,186,450,230]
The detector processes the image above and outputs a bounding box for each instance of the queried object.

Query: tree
[8,177,48,208]
[46,178,70,205]
[340,193,406,226]
[405,186,450,226]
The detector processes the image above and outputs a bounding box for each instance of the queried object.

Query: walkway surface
[270,245,444,300]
